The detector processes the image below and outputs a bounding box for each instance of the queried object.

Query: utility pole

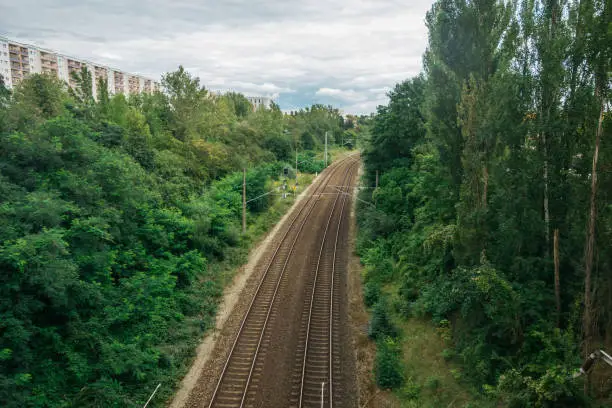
[320,382,325,408]
[143,383,162,408]
[375,170,379,209]
[242,168,246,234]
[295,148,299,197]
[325,131,328,167]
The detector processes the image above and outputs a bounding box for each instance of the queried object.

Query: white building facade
[0,36,159,97]
[246,96,273,110]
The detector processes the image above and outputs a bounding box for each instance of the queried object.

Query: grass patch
[364,283,491,407]
[396,318,490,407]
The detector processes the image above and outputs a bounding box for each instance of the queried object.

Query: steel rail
[208,154,358,408]
[328,161,357,407]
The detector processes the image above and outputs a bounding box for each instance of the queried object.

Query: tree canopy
[0,66,349,407]
[359,0,611,406]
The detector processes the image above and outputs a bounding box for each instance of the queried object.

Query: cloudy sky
[0,0,433,114]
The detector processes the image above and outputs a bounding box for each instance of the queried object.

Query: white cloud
[315,88,368,102]
[94,52,123,61]
[208,80,295,98]
[1,0,434,114]
[342,99,388,115]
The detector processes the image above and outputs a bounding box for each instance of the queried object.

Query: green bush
[368,298,398,340]
[375,337,404,389]
[495,368,588,408]
[401,377,423,400]
[441,348,455,361]
[424,375,440,391]
[363,280,381,307]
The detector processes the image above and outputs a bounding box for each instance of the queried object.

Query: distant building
[0,36,159,97]
[246,96,273,110]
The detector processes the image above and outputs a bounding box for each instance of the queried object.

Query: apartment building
[128,75,140,94]
[40,50,59,77]
[0,36,159,97]
[113,70,125,94]
[246,96,273,110]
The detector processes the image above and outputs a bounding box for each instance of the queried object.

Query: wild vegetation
[0,66,352,407]
[358,0,611,406]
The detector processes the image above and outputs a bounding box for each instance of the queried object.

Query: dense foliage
[358,0,610,406]
[0,67,346,407]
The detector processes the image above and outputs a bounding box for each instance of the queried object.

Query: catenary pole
[325,131,328,167]
[242,168,246,234]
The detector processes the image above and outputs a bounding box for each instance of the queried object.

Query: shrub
[363,280,380,307]
[375,337,404,389]
[368,298,398,340]
[400,377,422,399]
[495,368,588,408]
[425,375,440,391]
[441,348,455,361]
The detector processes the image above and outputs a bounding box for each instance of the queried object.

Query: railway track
[292,160,357,408]
[207,155,358,408]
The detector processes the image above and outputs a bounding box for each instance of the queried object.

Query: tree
[364,76,426,175]
[6,73,66,131]
[223,92,252,118]
[358,0,612,404]
[581,0,611,390]
[0,75,10,132]
[69,66,95,119]
[161,65,209,141]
